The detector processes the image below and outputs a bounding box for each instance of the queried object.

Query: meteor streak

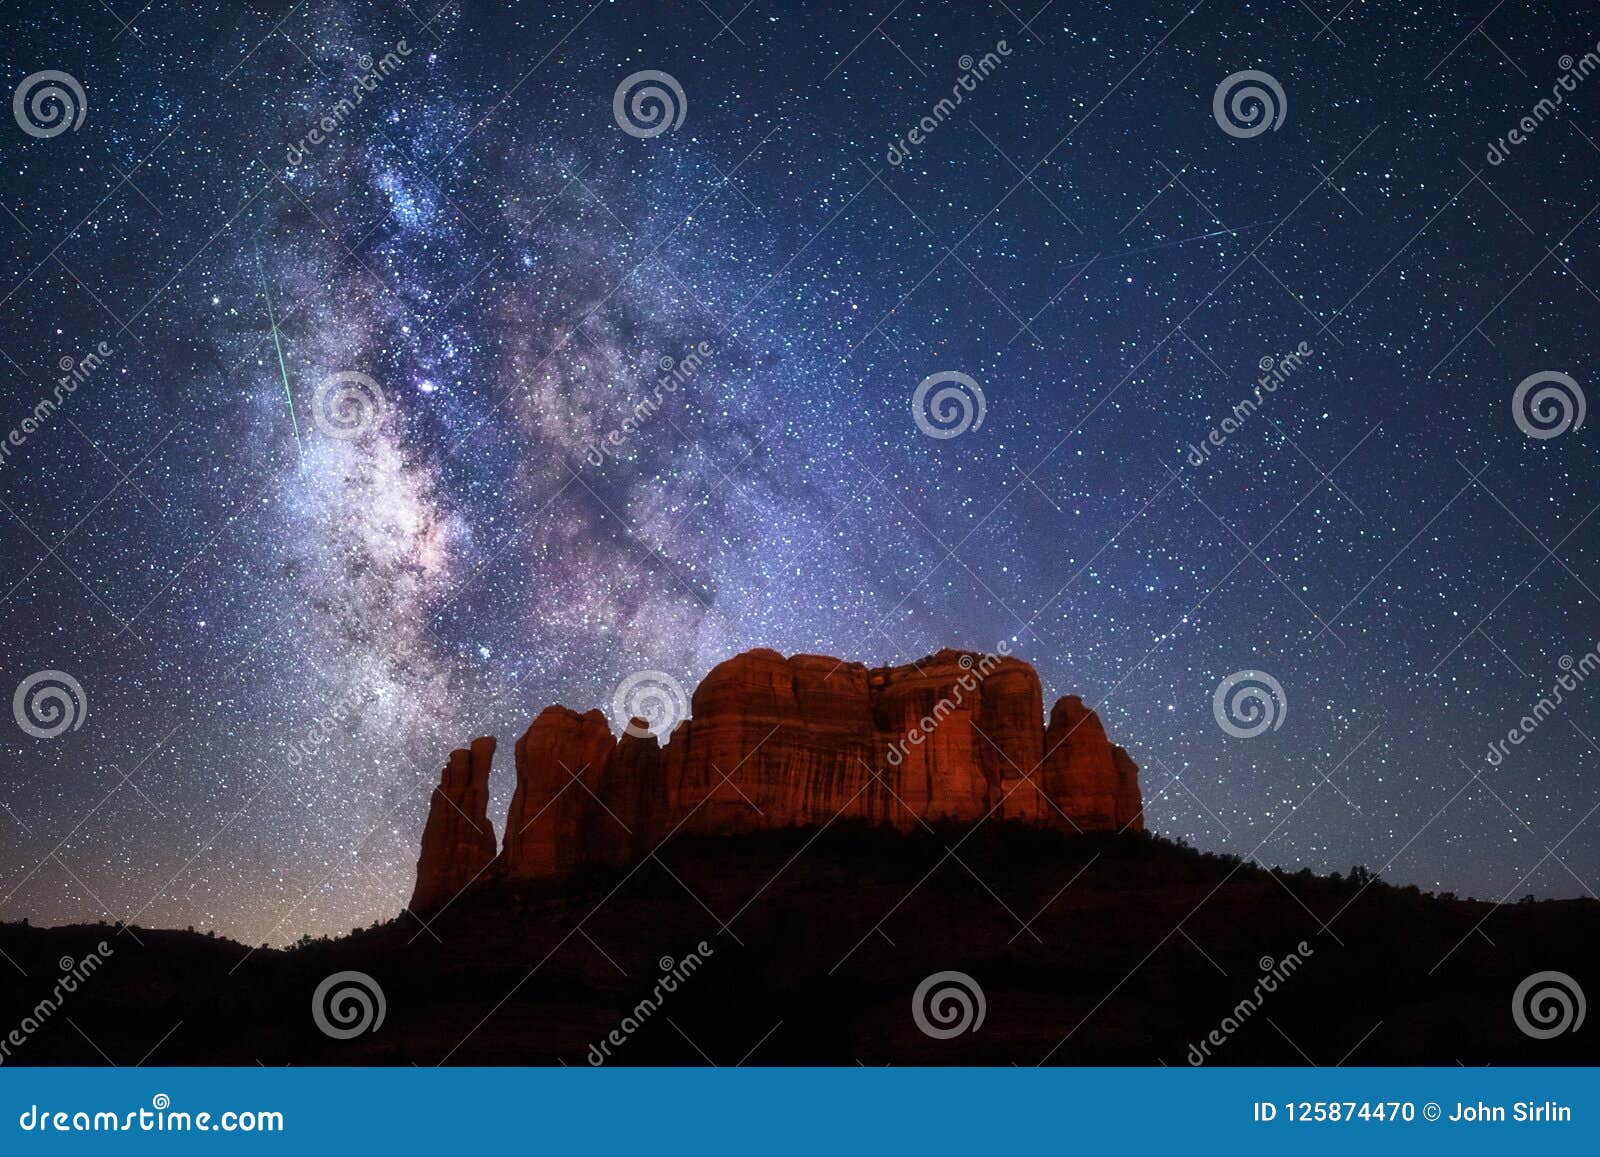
[257,248,303,465]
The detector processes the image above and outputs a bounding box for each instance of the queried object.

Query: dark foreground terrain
[2,826,1595,1065]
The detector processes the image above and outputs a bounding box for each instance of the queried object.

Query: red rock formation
[503,707,615,879]
[412,649,1145,898]
[410,736,498,913]
[1041,696,1131,833]
[871,649,1046,825]
[671,650,881,833]
[958,650,1047,824]
[1112,745,1145,833]
[590,724,672,865]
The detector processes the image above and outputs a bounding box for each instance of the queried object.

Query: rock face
[592,726,672,866]
[672,650,880,834]
[871,649,1046,826]
[1112,746,1145,833]
[503,707,615,879]
[1043,697,1119,832]
[410,736,498,914]
[413,649,1144,896]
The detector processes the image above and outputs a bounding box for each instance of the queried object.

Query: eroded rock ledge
[411,648,1143,912]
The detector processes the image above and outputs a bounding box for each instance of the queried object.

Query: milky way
[1,1,1597,943]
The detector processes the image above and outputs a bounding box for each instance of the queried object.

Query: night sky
[1,0,1596,946]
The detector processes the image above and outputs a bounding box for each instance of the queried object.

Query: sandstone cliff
[411,649,1144,912]
[410,736,498,913]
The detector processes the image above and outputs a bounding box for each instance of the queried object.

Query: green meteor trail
[257,249,303,465]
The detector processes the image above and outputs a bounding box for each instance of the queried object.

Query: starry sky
[0,0,1596,945]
